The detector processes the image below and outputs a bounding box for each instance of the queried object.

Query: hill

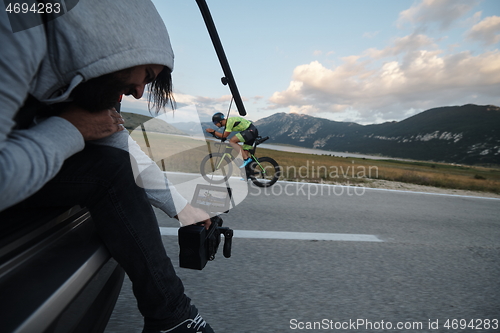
[254,104,500,165]
[121,111,187,136]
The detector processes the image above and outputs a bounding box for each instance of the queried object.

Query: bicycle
[200,136,281,187]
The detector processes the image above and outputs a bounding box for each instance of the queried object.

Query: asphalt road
[105,181,500,333]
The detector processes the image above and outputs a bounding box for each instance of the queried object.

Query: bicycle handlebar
[254,136,269,146]
[209,130,226,143]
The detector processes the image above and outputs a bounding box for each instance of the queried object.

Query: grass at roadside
[129,131,500,194]
[259,148,500,194]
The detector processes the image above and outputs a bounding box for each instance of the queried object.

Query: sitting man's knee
[81,145,139,182]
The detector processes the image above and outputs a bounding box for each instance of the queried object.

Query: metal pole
[195,0,247,116]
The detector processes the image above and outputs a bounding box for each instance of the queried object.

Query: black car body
[0,206,124,332]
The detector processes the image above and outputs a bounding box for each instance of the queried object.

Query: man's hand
[205,128,219,139]
[175,204,211,230]
[58,105,125,141]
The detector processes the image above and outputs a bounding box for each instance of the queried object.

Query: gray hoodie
[0,0,179,211]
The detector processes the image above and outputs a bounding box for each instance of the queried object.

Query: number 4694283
[444,319,498,330]
[5,2,61,14]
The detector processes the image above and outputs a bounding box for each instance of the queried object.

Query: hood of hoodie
[30,0,174,104]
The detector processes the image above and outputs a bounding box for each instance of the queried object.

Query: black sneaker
[155,305,214,333]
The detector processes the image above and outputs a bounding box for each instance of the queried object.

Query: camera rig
[176,0,246,270]
[178,215,233,270]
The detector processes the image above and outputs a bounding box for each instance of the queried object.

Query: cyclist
[206,112,258,168]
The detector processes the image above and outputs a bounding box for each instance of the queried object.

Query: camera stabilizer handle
[178,215,234,270]
[206,215,233,260]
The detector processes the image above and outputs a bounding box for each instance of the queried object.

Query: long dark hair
[148,66,176,114]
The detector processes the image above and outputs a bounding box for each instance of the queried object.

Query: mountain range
[252,104,500,165]
[123,104,500,166]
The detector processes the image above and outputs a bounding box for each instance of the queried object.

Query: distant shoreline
[258,143,402,161]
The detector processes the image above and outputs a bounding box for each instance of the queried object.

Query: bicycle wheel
[248,157,280,187]
[200,153,233,184]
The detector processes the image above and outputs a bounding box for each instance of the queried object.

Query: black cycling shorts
[238,124,259,146]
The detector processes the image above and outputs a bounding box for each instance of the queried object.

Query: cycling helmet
[212,112,225,125]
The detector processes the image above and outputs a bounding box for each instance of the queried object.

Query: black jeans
[2,144,191,329]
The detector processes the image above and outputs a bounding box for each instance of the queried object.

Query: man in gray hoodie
[0,1,214,332]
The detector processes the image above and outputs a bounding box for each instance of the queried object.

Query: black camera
[178,215,233,270]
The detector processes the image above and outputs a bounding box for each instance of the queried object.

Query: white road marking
[309,182,500,201]
[159,227,382,242]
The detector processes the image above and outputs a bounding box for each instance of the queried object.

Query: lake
[258,143,399,160]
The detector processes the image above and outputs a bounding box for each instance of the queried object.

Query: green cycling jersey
[223,116,252,133]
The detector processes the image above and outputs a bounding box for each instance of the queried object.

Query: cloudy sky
[122,0,500,125]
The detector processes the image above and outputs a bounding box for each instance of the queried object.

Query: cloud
[267,0,499,124]
[363,31,380,39]
[121,92,238,122]
[268,41,500,123]
[194,94,233,105]
[397,0,479,31]
[172,93,258,121]
[365,33,436,59]
[466,15,500,45]
[252,96,264,105]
